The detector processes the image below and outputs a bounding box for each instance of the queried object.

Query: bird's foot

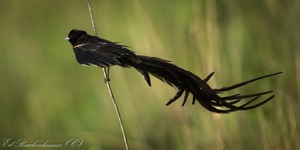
[104,77,111,83]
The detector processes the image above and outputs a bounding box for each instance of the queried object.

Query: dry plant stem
[86,0,98,36]
[86,1,130,150]
[102,68,130,150]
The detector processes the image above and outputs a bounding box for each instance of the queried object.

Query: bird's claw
[104,77,111,83]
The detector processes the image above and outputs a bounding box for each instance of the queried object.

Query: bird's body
[66,29,282,113]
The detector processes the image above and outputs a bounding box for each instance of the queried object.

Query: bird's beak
[65,37,70,41]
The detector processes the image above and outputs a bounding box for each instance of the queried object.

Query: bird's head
[65,29,87,45]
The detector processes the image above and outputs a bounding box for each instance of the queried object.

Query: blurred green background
[0,0,299,149]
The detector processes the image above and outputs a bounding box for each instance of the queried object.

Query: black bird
[66,29,282,113]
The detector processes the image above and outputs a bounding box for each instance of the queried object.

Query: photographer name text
[2,138,83,148]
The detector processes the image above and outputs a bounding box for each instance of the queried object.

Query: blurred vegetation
[0,0,299,150]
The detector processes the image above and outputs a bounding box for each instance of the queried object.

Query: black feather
[66,29,282,113]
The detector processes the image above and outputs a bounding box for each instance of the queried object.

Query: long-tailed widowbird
[66,29,282,113]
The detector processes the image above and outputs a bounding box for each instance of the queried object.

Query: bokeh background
[0,0,299,150]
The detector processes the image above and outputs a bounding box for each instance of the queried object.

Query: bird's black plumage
[66,29,282,113]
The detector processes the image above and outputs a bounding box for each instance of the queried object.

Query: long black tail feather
[129,55,282,113]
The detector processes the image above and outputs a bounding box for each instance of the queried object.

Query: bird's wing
[73,40,137,67]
